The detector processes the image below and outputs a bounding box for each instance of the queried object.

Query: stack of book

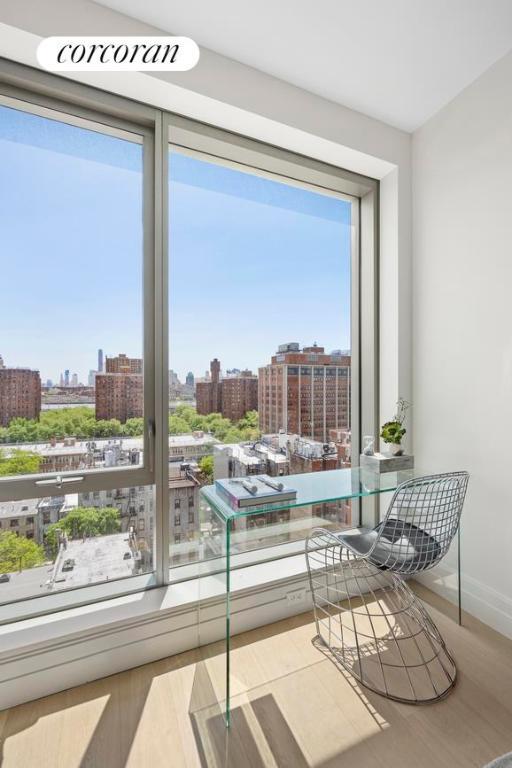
[215,475,297,510]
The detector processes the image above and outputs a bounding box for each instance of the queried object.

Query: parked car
[0,573,10,583]
[62,558,75,572]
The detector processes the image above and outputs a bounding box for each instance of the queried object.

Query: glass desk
[199,466,421,726]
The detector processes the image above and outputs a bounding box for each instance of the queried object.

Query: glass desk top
[201,466,418,521]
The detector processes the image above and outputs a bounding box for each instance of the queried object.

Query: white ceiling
[96,0,512,132]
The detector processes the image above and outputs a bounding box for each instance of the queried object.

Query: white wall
[413,50,512,636]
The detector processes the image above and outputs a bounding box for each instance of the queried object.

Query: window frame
[0,80,157,501]
[0,58,378,623]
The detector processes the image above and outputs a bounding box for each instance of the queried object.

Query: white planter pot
[383,442,403,457]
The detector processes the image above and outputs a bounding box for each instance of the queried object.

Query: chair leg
[458,525,462,626]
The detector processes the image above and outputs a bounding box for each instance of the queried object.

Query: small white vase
[383,442,403,457]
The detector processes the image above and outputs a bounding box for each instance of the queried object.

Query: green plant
[380,398,410,445]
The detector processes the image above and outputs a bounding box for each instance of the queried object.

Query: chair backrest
[369,471,469,575]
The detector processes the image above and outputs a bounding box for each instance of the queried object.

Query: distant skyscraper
[0,368,41,426]
[186,371,195,388]
[98,348,104,373]
[71,373,78,387]
[46,379,53,388]
[64,369,70,387]
[59,373,64,387]
[0,355,4,369]
[88,370,97,387]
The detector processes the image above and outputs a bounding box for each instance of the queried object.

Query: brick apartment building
[105,354,143,374]
[196,359,258,421]
[196,358,222,414]
[221,375,258,421]
[95,373,143,422]
[258,343,351,443]
[0,367,41,427]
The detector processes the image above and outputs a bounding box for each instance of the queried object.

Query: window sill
[0,550,311,670]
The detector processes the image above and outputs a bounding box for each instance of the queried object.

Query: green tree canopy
[0,404,260,448]
[45,506,121,556]
[198,455,214,484]
[0,407,146,445]
[0,449,42,476]
[0,531,45,574]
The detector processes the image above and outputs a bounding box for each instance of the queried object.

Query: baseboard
[417,565,512,640]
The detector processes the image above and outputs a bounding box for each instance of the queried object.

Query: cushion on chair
[337,519,441,572]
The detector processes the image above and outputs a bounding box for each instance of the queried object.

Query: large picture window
[0,64,377,622]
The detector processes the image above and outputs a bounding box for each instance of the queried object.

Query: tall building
[0,355,4,369]
[95,373,143,422]
[258,343,351,443]
[71,373,78,387]
[0,367,41,427]
[196,359,257,420]
[97,348,104,373]
[64,369,70,387]
[105,353,142,374]
[186,371,195,388]
[196,358,222,414]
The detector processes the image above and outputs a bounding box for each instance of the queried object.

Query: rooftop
[0,499,39,520]
[2,433,220,457]
[52,533,137,589]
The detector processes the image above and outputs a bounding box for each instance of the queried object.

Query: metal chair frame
[306,472,469,704]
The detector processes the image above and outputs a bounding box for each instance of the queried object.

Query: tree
[0,449,42,476]
[124,417,144,436]
[45,506,121,556]
[169,415,191,435]
[0,404,260,448]
[198,455,214,484]
[0,531,45,574]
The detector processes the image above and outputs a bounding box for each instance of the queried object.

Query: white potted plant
[380,398,410,456]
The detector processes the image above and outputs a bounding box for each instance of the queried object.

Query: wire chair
[306,472,469,704]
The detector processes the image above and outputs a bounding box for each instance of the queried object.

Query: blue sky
[0,104,142,384]
[0,104,352,384]
[169,153,352,379]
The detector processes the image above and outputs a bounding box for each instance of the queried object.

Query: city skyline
[1,339,351,390]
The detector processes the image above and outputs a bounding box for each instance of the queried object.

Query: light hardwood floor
[1,584,512,768]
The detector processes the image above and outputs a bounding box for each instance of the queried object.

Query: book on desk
[215,475,297,509]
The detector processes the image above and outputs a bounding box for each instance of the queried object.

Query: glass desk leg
[192,501,231,732]
[225,517,232,727]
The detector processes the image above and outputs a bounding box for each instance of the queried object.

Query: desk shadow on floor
[189,660,309,768]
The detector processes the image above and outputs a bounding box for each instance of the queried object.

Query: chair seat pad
[337,520,441,571]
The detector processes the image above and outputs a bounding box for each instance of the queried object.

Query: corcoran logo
[37,36,200,72]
